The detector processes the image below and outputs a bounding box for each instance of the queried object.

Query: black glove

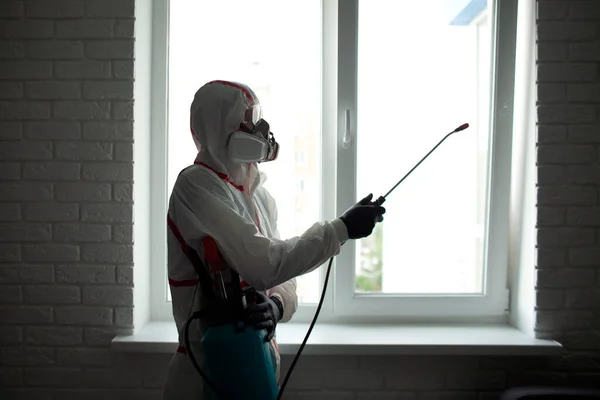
[244,291,283,342]
[339,193,386,239]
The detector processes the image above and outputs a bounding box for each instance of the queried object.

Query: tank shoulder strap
[167,215,218,304]
[167,215,245,322]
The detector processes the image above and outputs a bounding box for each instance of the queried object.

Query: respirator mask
[228,103,279,164]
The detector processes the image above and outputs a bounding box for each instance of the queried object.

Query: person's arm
[170,173,348,291]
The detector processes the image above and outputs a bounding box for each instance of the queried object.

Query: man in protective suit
[162,80,385,399]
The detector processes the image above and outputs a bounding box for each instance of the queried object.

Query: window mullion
[150,0,171,322]
[333,0,359,316]
[482,0,518,313]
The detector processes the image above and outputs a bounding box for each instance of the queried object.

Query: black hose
[183,310,228,399]
[185,256,335,400]
[276,256,334,400]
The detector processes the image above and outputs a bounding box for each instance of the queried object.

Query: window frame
[149,0,172,322]
[149,0,519,324]
[332,0,518,322]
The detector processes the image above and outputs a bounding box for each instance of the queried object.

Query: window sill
[112,322,562,356]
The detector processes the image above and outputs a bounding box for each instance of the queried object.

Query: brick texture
[1,0,599,399]
[0,0,136,397]
[532,0,600,397]
[535,0,600,355]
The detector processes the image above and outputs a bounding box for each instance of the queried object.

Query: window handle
[342,109,352,149]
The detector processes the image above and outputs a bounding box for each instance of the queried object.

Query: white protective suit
[161,80,349,399]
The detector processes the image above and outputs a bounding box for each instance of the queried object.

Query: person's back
[161,80,385,399]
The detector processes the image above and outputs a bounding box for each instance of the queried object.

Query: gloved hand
[339,193,386,239]
[244,290,283,342]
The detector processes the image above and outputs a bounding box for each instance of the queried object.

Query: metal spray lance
[371,123,470,209]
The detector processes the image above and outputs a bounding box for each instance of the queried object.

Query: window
[152,0,518,323]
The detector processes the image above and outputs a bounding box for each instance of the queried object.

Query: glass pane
[167,0,322,304]
[355,0,492,294]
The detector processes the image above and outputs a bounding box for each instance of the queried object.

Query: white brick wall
[1,0,599,399]
[0,0,137,398]
[534,0,600,359]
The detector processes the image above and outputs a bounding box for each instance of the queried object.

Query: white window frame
[331,0,517,323]
[149,0,171,322]
[149,0,518,324]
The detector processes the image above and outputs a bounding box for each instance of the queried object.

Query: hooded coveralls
[161,80,349,399]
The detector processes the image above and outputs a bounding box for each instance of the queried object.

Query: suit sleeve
[170,173,349,291]
[262,189,298,323]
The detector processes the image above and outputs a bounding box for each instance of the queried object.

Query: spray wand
[372,122,470,207]
[277,122,470,399]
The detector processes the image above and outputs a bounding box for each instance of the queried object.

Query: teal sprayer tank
[171,226,280,400]
[201,322,279,400]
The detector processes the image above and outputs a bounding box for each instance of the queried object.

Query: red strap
[202,236,221,264]
[167,215,186,247]
[177,345,187,355]
[167,215,204,288]
[202,235,249,288]
[167,215,249,289]
[203,236,227,274]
